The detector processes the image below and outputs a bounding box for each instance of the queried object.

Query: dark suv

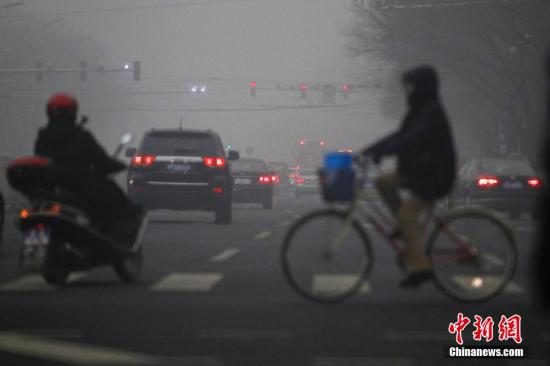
[126,129,239,223]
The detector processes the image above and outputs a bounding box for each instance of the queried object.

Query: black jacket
[35,122,125,182]
[362,66,457,201]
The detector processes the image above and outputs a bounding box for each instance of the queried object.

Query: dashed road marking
[209,248,239,263]
[482,253,506,266]
[0,273,86,291]
[0,332,153,365]
[151,273,223,292]
[253,231,272,240]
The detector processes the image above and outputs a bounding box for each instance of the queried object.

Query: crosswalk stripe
[0,273,86,291]
[210,248,239,263]
[151,273,223,292]
[451,275,525,294]
[253,231,272,240]
[312,274,370,295]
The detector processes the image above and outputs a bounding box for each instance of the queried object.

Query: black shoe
[399,270,433,288]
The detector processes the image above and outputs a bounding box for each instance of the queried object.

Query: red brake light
[299,83,307,91]
[20,209,30,219]
[296,177,305,185]
[258,176,271,184]
[477,175,499,188]
[132,155,155,167]
[203,157,226,168]
[527,178,541,188]
[271,175,280,184]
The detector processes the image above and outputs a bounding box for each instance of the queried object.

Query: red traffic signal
[249,81,257,97]
[342,83,350,99]
[299,83,307,98]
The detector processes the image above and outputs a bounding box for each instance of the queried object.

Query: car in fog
[450,156,543,219]
[126,128,239,223]
[231,158,276,209]
[267,161,290,194]
[294,168,320,199]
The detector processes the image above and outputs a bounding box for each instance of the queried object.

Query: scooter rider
[34,93,141,247]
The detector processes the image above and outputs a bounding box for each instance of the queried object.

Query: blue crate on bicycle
[320,152,356,202]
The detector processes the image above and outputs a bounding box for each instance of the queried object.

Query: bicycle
[281,158,517,303]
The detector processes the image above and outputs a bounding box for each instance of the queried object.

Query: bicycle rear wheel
[281,209,373,303]
[428,207,516,302]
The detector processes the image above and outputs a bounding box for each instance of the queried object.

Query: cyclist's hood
[402,65,439,109]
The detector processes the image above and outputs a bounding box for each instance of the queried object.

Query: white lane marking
[0,332,153,365]
[254,231,272,240]
[515,226,536,232]
[312,274,370,295]
[482,253,505,266]
[209,248,239,263]
[384,330,450,341]
[0,273,86,291]
[503,281,525,294]
[451,276,525,294]
[199,329,291,341]
[313,357,413,366]
[151,273,223,292]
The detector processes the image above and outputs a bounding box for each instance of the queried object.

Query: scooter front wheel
[114,246,143,283]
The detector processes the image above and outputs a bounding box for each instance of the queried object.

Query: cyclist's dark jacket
[362,66,457,201]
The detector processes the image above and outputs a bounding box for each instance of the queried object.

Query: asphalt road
[0,191,548,366]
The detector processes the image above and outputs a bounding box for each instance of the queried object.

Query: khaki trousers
[375,172,431,271]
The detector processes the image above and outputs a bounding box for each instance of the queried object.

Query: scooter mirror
[120,133,133,146]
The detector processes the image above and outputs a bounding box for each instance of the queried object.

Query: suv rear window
[478,160,534,176]
[231,160,267,172]
[140,131,222,156]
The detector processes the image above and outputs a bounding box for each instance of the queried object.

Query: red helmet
[46,93,78,122]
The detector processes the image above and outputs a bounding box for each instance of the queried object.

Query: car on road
[231,158,276,209]
[126,128,239,223]
[294,168,320,199]
[267,161,290,194]
[449,156,544,219]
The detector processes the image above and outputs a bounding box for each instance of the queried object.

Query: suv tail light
[258,176,272,184]
[296,177,305,185]
[271,174,280,184]
[132,155,156,167]
[203,157,226,168]
[527,178,542,188]
[477,175,499,188]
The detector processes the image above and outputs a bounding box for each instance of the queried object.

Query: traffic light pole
[0,61,141,81]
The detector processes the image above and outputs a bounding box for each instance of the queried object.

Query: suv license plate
[167,163,191,173]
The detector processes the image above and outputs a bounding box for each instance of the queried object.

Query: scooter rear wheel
[41,241,70,285]
[114,246,143,283]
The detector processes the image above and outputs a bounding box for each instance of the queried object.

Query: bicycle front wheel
[428,207,516,302]
[281,209,373,303]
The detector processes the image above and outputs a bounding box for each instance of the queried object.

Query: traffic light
[249,81,257,97]
[35,62,43,82]
[80,61,87,82]
[299,83,307,99]
[133,61,141,81]
[342,83,350,99]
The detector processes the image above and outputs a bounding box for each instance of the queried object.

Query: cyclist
[360,65,457,287]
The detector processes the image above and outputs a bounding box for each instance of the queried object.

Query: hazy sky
[1,0,396,160]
